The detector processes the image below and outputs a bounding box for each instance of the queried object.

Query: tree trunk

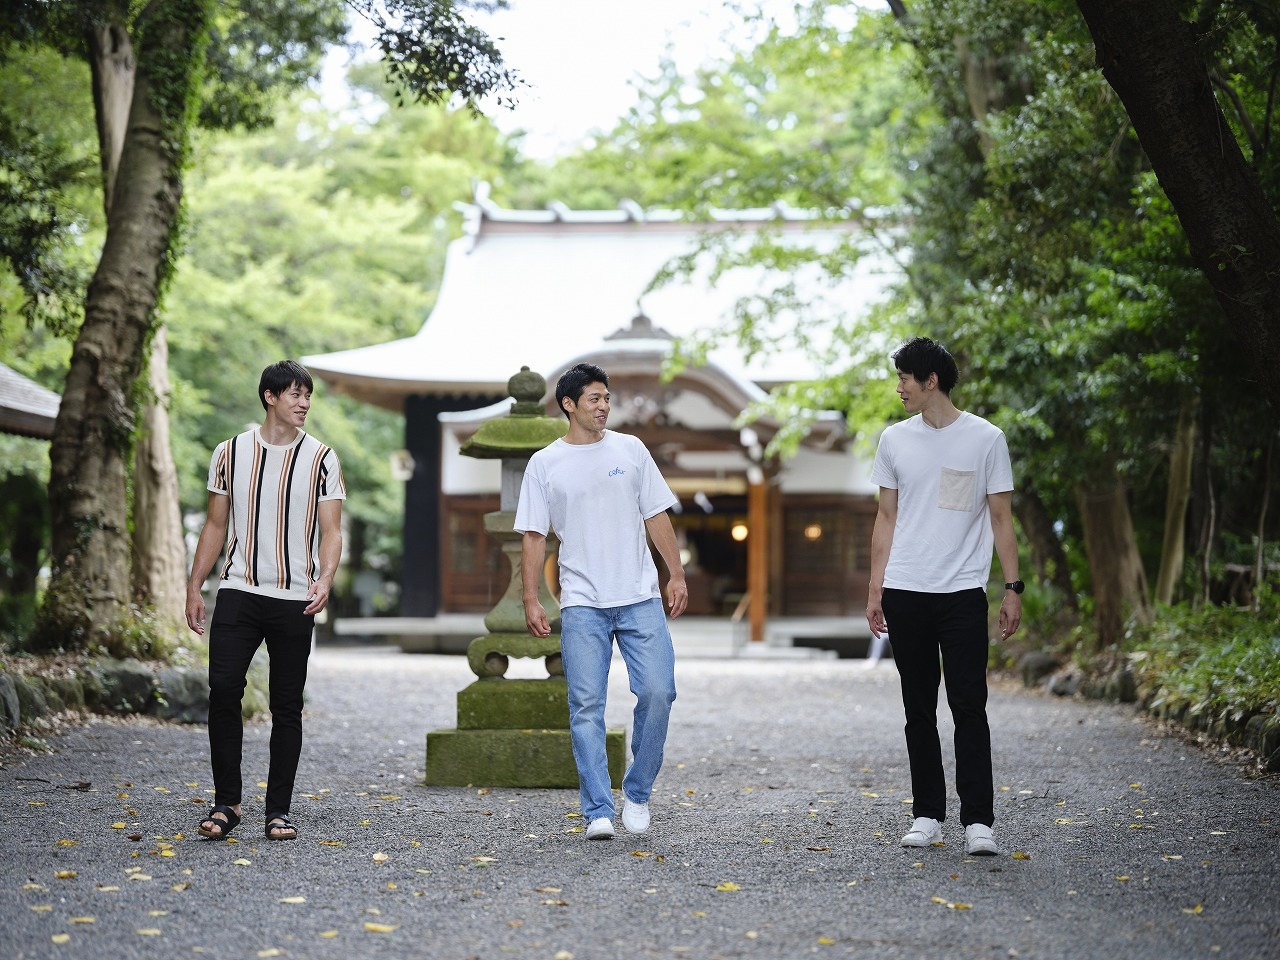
[1075,477,1152,649]
[88,22,135,211]
[36,3,210,651]
[87,19,188,637]
[1154,393,1198,604]
[1075,0,1280,413]
[1012,483,1076,610]
[1255,431,1275,613]
[131,325,187,630]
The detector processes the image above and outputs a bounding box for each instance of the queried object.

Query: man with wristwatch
[866,337,1022,857]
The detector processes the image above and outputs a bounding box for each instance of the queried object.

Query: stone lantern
[424,367,625,787]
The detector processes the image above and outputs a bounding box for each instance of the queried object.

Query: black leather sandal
[265,813,297,840]
[197,805,241,840]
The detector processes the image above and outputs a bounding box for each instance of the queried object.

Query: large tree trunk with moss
[1076,0,1280,413]
[36,2,210,652]
[1154,394,1197,604]
[1075,477,1152,649]
[88,19,188,637]
[131,326,187,629]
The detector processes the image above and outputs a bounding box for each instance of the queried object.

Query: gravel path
[2,645,1277,960]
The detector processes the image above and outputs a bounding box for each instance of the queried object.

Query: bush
[1127,593,1280,731]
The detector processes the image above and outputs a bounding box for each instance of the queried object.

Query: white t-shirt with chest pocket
[870,411,1014,593]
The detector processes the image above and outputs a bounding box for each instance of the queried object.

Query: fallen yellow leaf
[807,846,831,852]
[111,822,127,829]
[715,882,741,892]
[320,930,338,939]
[233,859,252,866]
[950,903,972,910]
[818,937,836,945]
[1011,851,1031,860]
[471,856,497,863]
[97,886,121,892]
[136,929,161,936]
[51,934,71,944]
[1182,904,1204,915]
[279,897,306,904]
[54,871,77,879]
[535,887,561,893]
[56,839,79,847]
[31,905,53,912]
[630,851,651,857]
[128,874,153,881]
[543,899,569,906]
[372,852,389,864]
[318,840,343,846]
[931,897,948,904]
[69,917,95,923]
[172,882,191,891]
[257,950,283,958]
[160,850,176,857]
[363,922,399,933]
[1116,875,1130,882]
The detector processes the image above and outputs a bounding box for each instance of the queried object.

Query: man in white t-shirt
[866,338,1022,857]
[515,362,687,841]
[185,360,345,843]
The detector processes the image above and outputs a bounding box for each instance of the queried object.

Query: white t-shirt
[869,411,1013,593]
[207,428,346,601]
[514,430,678,608]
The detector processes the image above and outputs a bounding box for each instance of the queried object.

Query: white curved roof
[303,187,898,409]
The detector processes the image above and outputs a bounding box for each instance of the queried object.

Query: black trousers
[882,587,994,827]
[207,589,314,815]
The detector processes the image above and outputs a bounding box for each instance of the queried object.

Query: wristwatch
[1004,580,1025,594]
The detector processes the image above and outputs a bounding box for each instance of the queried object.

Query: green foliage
[1129,596,1280,728]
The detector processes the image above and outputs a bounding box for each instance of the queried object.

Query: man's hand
[304,576,333,616]
[866,586,886,639]
[997,591,1022,640]
[185,589,206,636]
[524,598,551,637]
[665,576,688,619]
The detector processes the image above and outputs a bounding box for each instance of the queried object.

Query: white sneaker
[585,817,614,840]
[964,823,999,856]
[900,817,943,847]
[621,798,650,834]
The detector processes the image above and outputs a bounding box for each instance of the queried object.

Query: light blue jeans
[560,598,677,821]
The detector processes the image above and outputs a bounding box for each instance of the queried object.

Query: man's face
[564,382,609,434]
[895,369,931,412]
[267,381,311,427]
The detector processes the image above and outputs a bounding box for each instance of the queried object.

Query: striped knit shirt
[207,428,346,601]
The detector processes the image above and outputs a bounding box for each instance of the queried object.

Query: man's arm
[521,531,551,637]
[866,486,898,638]
[304,498,344,615]
[185,492,230,635]
[644,510,688,619]
[988,490,1021,640]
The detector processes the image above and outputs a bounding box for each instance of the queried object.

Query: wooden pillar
[402,393,501,617]
[748,476,768,643]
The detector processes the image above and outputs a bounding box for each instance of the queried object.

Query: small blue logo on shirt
[609,467,626,477]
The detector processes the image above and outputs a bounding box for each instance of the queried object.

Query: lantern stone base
[424,726,625,788]
[457,677,570,729]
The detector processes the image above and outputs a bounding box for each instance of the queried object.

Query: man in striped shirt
[185,360,346,842]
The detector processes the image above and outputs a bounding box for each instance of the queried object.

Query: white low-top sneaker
[621,799,650,834]
[585,817,614,840]
[900,817,943,847]
[964,823,999,856]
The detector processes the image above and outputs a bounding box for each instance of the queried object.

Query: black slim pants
[882,587,994,827]
[207,589,314,816]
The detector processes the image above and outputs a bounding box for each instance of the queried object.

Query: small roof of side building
[0,361,61,439]
[302,183,899,411]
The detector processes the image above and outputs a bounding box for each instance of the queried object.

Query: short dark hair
[890,337,959,395]
[555,362,609,419]
[259,360,314,411]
